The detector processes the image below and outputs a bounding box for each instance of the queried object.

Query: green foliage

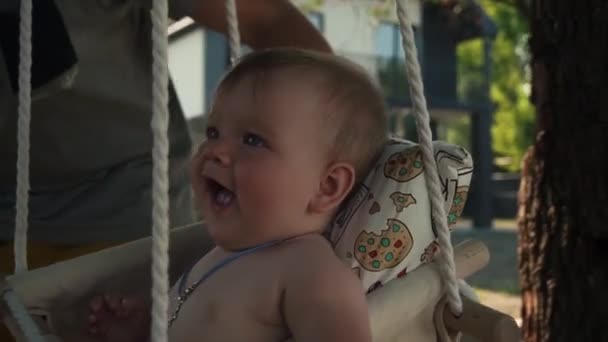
[449,0,534,172]
[445,116,472,153]
[294,0,324,12]
[368,0,394,20]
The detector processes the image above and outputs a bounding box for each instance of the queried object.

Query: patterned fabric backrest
[328,138,473,293]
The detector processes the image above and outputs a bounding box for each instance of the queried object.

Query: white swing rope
[149,0,171,340]
[225,0,241,64]
[3,0,46,340]
[147,1,241,339]
[3,291,43,342]
[395,0,463,316]
[14,0,33,276]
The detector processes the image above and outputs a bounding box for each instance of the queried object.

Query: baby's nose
[202,140,232,166]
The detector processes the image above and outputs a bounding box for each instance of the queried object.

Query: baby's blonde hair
[217,48,388,183]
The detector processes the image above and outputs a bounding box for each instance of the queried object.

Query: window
[374,22,423,59]
[375,22,422,105]
[306,11,324,33]
[375,22,405,59]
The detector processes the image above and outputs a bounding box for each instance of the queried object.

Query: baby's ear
[309,162,355,214]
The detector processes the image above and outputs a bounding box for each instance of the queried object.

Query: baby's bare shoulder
[279,236,372,341]
[279,235,337,262]
[278,235,356,284]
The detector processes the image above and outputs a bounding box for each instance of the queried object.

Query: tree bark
[518,1,608,341]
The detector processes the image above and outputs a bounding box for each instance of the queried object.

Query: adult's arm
[173,0,332,53]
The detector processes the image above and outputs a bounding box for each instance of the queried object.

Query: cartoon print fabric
[328,138,473,294]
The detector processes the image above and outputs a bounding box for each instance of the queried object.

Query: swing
[1,0,521,341]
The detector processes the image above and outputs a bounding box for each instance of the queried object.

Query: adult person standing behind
[0,0,330,281]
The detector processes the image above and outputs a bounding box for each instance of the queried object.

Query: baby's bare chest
[168,254,288,341]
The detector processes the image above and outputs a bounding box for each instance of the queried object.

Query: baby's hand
[88,294,149,342]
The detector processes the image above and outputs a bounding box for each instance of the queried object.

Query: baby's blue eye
[206,127,219,140]
[243,133,266,148]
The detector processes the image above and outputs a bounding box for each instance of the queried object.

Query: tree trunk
[518,1,608,341]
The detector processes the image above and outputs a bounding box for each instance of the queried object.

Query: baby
[87,48,388,342]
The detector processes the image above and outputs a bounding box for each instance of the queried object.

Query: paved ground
[452,220,522,321]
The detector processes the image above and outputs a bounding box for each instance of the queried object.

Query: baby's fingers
[118,296,146,317]
[121,297,143,310]
[104,294,123,313]
[88,313,107,336]
[89,296,105,313]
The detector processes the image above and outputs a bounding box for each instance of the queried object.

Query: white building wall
[300,0,421,78]
[168,28,205,119]
[320,3,376,74]
[318,0,420,54]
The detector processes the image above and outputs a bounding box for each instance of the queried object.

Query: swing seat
[2,222,519,342]
[2,139,520,342]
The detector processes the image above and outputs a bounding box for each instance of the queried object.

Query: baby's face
[191,71,331,249]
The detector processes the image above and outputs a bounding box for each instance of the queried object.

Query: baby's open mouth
[205,178,235,207]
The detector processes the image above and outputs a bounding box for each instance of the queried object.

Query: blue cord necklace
[168,239,285,327]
